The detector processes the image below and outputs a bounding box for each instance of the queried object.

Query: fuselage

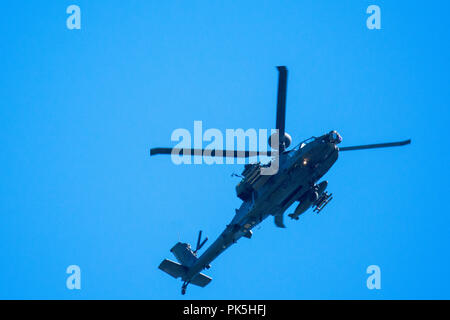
[184,133,340,281]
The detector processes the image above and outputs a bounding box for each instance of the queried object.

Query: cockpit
[285,132,341,159]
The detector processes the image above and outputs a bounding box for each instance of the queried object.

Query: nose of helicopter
[302,139,338,165]
[311,140,339,176]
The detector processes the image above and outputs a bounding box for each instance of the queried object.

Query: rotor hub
[268,132,292,150]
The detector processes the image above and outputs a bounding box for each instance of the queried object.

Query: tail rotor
[194,230,208,255]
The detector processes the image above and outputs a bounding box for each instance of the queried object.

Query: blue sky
[0,1,449,299]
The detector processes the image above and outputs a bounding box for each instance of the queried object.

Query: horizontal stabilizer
[191,272,212,287]
[158,259,187,279]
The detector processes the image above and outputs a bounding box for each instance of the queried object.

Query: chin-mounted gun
[313,191,333,213]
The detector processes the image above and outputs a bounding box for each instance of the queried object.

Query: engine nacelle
[292,189,316,217]
[292,200,311,218]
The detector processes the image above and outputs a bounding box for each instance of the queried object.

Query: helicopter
[151,66,411,295]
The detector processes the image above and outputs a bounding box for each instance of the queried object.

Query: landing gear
[181,281,190,295]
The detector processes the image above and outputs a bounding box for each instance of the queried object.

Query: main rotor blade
[339,139,411,152]
[198,237,208,251]
[150,147,273,158]
[196,231,202,251]
[275,66,288,142]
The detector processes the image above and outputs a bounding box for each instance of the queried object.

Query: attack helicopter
[151,66,410,295]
